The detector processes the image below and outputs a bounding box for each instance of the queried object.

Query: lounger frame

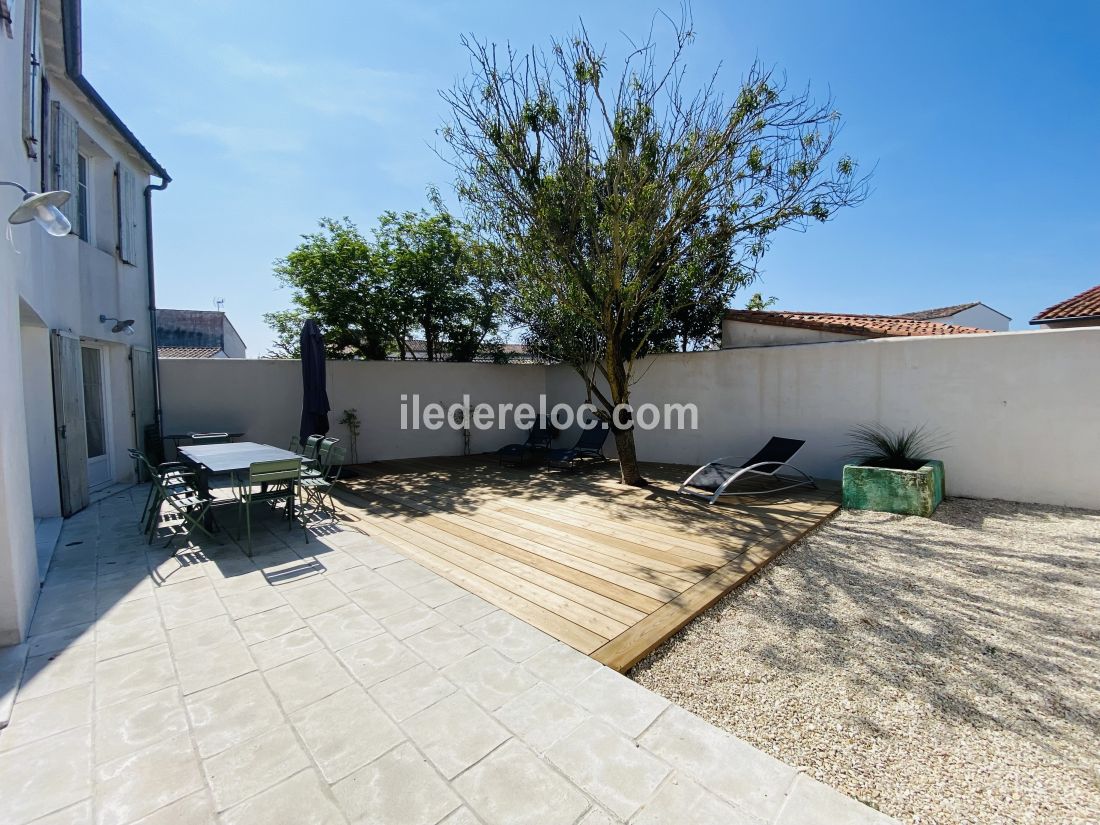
[678,455,817,503]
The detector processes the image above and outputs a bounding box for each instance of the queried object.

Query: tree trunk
[612,425,644,486]
[606,348,646,486]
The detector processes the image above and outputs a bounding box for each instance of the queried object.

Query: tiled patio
[0,486,892,825]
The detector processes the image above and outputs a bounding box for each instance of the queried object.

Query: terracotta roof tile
[723,310,994,338]
[897,302,980,320]
[158,346,223,358]
[1030,284,1100,324]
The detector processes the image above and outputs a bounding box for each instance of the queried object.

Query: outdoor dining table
[165,431,245,458]
[177,441,302,528]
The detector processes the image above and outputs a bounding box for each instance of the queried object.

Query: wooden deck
[336,456,839,672]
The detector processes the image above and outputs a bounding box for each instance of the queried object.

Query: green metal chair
[300,445,346,518]
[302,435,325,460]
[145,465,216,547]
[304,437,340,475]
[129,448,192,534]
[232,458,306,556]
[289,435,303,455]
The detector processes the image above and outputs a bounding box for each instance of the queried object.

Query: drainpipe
[144,178,169,440]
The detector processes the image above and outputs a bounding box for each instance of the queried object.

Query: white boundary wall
[160,328,1100,509]
[160,359,547,462]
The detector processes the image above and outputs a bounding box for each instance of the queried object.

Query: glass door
[81,345,112,489]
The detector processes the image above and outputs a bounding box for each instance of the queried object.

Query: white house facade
[899,301,1011,331]
[0,0,169,643]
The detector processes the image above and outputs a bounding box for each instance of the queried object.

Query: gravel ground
[632,498,1100,825]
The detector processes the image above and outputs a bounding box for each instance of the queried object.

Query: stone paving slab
[0,487,897,825]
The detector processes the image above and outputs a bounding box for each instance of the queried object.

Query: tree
[272,218,395,360]
[268,207,504,361]
[375,207,504,361]
[441,15,868,484]
[261,308,308,358]
[745,292,779,311]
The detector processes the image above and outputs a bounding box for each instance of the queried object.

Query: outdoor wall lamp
[1,180,72,237]
[100,315,136,336]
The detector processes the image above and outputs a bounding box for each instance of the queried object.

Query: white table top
[178,441,301,474]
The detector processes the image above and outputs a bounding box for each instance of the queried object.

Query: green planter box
[842,459,945,517]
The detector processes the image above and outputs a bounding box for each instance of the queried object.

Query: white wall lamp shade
[9,190,73,237]
[99,314,135,336]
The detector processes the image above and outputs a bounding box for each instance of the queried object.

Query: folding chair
[300,445,346,520]
[232,458,306,556]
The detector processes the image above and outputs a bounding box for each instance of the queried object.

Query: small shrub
[846,423,946,470]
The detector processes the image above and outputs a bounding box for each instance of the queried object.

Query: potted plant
[842,424,946,517]
[339,408,361,465]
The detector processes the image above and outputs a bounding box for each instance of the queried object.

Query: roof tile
[897,302,980,320]
[158,346,223,358]
[1030,284,1100,324]
[723,310,994,338]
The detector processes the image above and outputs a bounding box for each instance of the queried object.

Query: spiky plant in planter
[843,424,948,516]
[846,424,946,470]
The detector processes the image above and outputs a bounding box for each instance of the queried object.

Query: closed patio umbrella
[299,319,331,442]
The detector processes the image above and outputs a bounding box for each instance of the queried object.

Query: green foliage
[745,292,778,311]
[339,408,361,464]
[847,423,947,469]
[268,206,504,361]
[441,14,868,482]
[262,308,308,358]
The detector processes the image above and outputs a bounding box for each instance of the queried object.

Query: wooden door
[51,330,89,516]
[130,346,155,478]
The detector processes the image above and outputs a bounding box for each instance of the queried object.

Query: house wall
[159,359,548,462]
[720,318,866,348]
[10,11,157,509]
[161,328,1099,510]
[928,304,1010,331]
[1039,318,1100,330]
[1,0,43,642]
[222,319,247,358]
[0,0,163,642]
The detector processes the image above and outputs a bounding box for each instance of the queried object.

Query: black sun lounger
[497,420,555,466]
[547,422,610,471]
[678,437,816,502]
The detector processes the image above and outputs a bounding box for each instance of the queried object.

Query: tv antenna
[214,297,225,312]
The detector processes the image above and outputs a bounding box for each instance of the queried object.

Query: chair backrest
[303,435,325,458]
[323,445,347,474]
[289,435,303,454]
[743,437,806,473]
[575,421,610,451]
[317,437,340,467]
[526,419,555,449]
[129,449,156,478]
[191,432,229,444]
[248,458,301,486]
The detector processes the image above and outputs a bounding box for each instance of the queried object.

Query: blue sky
[84,1,1100,355]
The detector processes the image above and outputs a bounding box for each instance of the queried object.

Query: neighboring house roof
[1029,284,1100,325]
[723,310,994,338]
[56,0,169,180]
[898,302,980,320]
[158,346,222,358]
[157,309,245,356]
[899,301,1011,322]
